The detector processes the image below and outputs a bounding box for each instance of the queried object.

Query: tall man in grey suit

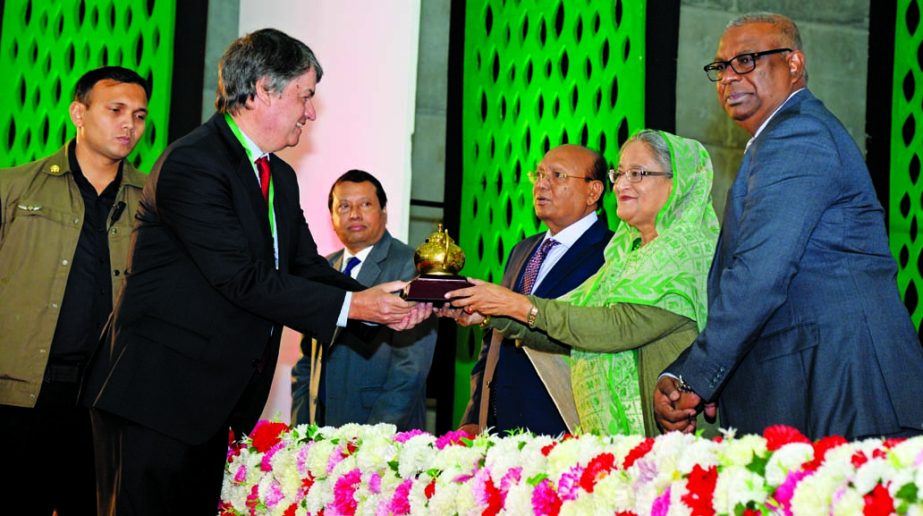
[458,144,612,436]
[292,170,437,430]
[655,13,923,439]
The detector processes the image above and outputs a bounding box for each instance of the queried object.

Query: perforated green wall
[891,0,923,329]
[0,0,176,171]
[454,0,646,424]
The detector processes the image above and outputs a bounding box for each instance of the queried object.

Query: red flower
[763,425,810,451]
[249,420,289,453]
[872,448,887,460]
[541,442,557,456]
[681,464,717,516]
[711,435,723,444]
[615,513,638,516]
[346,441,358,455]
[851,451,869,469]
[883,437,906,449]
[579,453,616,493]
[863,484,895,516]
[804,435,847,471]
[741,509,761,516]
[483,477,504,516]
[424,479,437,499]
[283,504,297,516]
[623,438,655,469]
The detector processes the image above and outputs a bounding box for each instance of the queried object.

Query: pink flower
[328,445,346,474]
[234,464,247,483]
[264,479,285,507]
[394,429,426,443]
[531,479,562,516]
[557,465,583,501]
[332,468,362,515]
[499,467,522,492]
[389,479,413,515]
[651,486,671,516]
[772,469,811,516]
[369,472,382,494]
[435,429,472,449]
[261,441,286,472]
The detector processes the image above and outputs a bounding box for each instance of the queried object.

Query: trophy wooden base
[402,274,473,304]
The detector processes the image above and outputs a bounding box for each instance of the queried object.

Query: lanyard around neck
[225,113,277,263]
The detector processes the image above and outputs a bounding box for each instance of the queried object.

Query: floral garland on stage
[220,421,923,515]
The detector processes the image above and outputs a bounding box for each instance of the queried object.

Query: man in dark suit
[458,144,612,436]
[655,13,923,439]
[292,170,437,430]
[84,29,429,513]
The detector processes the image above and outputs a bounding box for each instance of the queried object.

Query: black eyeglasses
[609,169,673,184]
[703,48,792,82]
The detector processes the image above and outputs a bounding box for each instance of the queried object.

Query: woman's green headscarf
[561,130,719,434]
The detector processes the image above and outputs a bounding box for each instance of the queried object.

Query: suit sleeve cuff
[337,291,351,327]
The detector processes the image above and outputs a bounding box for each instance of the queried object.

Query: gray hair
[727,13,803,51]
[726,13,806,82]
[623,130,672,173]
[215,28,324,114]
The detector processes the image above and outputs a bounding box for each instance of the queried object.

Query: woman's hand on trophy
[434,305,485,327]
[444,278,532,322]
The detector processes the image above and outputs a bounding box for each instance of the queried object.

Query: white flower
[830,488,863,516]
[765,443,813,486]
[790,468,843,515]
[719,434,767,468]
[712,465,767,514]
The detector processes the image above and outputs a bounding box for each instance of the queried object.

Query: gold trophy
[403,224,473,304]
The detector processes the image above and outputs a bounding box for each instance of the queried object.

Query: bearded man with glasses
[655,12,923,440]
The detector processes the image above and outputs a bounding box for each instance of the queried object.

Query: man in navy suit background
[655,13,923,439]
[292,170,437,430]
[459,144,612,436]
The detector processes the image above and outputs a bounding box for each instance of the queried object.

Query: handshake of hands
[653,376,718,434]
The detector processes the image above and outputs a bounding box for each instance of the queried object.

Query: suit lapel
[504,235,543,290]
[533,218,608,298]
[357,233,391,287]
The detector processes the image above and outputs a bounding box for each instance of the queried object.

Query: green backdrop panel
[891,0,923,329]
[455,0,647,426]
[0,0,176,171]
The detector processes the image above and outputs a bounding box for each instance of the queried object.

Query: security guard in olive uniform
[0,66,150,515]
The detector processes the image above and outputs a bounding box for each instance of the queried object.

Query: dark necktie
[517,238,559,294]
[343,256,361,277]
[255,156,270,202]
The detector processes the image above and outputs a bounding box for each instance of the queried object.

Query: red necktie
[255,156,270,202]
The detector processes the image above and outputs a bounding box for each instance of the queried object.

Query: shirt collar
[343,245,375,267]
[543,211,598,248]
[225,114,269,162]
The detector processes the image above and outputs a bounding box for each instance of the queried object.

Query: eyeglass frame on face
[527,169,596,185]
[703,47,792,82]
[609,168,674,184]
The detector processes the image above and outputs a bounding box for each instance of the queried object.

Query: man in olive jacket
[0,66,150,515]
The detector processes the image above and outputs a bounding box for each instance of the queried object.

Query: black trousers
[0,382,97,516]
[90,409,228,516]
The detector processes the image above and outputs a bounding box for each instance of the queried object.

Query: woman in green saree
[444,130,719,436]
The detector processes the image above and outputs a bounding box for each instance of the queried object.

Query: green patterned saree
[562,131,719,434]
